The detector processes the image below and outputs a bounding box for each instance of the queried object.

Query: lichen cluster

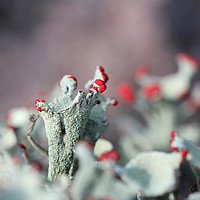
[31,66,117,181]
[1,56,200,200]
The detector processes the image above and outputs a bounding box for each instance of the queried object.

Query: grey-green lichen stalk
[28,66,118,182]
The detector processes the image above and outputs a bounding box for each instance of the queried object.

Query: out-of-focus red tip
[171,130,177,139]
[177,53,199,69]
[6,124,15,130]
[180,90,189,99]
[41,99,45,103]
[181,149,188,158]
[89,90,92,93]
[18,143,27,151]
[181,149,188,163]
[98,150,120,162]
[118,82,136,104]
[108,150,120,161]
[96,100,101,104]
[98,152,108,161]
[68,75,77,82]
[142,82,161,100]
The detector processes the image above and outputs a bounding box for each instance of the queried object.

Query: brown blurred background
[0,0,200,115]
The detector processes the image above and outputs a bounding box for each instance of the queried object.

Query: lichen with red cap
[169,130,200,190]
[32,65,117,182]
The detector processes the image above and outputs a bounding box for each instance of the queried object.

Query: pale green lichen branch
[28,66,117,182]
[26,114,48,157]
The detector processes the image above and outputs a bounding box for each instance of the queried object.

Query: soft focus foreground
[1,1,200,200]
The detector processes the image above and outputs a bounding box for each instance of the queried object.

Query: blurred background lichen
[1,0,200,116]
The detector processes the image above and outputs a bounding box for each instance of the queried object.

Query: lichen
[29,66,117,182]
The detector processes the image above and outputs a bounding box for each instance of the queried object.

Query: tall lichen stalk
[26,66,118,182]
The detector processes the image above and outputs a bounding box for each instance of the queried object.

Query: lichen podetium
[28,66,117,182]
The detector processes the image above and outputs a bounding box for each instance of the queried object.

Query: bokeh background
[0,0,200,115]
[1,1,200,198]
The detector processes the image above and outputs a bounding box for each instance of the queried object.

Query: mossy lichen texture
[31,66,117,182]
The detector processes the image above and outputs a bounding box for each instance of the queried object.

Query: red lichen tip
[181,149,188,163]
[99,84,107,93]
[88,90,92,93]
[118,82,136,104]
[176,53,199,69]
[181,149,188,158]
[98,65,105,72]
[18,143,27,151]
[171,130,177,139]
[90,84,93,88]
[68,75,77,82]
[108,150,120,161]
[6,124,15,130]
[37,107,42,112]
[96,100,101,104]
[41,99,45,103]
[95,79,105,86]
[35,99,40,104]
[92,86,99,92]
[112,99,118,106]
[97,66,109,83]
[102,73,109,83]
[59,74,78,88]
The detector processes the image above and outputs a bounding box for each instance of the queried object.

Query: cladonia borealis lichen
[26,66,117,182]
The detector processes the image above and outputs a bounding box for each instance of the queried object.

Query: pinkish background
[0,0,200,116]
